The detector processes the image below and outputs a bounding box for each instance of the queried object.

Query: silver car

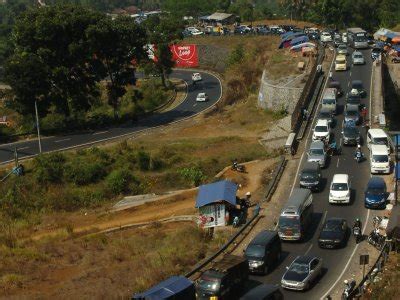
[352,51,365,65]
[337,44,348,55]
[281,256,323,291]
[307,141,327,168]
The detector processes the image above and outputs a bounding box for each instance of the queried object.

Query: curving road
[254,46,377,299]
[0,70,222,164]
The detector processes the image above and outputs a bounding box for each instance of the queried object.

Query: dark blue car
[364,177,387,209]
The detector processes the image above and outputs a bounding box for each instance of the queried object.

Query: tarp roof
[291,35,309,46]
[281,31,295,39]
[207,12,233,21]
[386,32,400,39]
[132,276,193,299]
[195,180,237,208]
[282,32,305,42]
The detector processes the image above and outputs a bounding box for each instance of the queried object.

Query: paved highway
[0,70,222,164]
[253,46,375,299]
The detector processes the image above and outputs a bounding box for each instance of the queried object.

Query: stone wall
[257,70,303,113]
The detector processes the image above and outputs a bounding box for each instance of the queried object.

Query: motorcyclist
[353,218,362,231]
[354,145,363,159]
[233,158,238,169]
[327,138,337,155]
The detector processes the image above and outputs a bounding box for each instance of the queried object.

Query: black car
[240,284,283,300]
[328,79,343,96]
[371,46,383,60]
[334,36,342,47]
[351,80,367,98]
[342,125,361,146]
[344,104,361,125]
[244,230,281,275]
[318,218,348,248]
[346,92,361,107]
[299,162,322,191]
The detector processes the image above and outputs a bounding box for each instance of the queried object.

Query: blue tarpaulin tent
[386,32,399,40]
[392,45,400,52]
[279,33,306,48]
[132,276,195,300]
[395,164,400,180]
[195,180,238,208]
[290,36,309,46]
[282,32,305,42]
[281,31,295,40]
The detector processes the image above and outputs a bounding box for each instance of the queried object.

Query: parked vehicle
[334,36,342,47]
[192,72,202,82]
[321,88,338,114]
[281,256,323,291]
[320,32,332,43]
[240,284,283,300]
[367,228,385,250]
[351,80,367,97]
[371,46,383,60]
[318,218,348,248]
[244,230,282,275]
[299,162,322,191]
[196,255,249,300]
[133,276,196,300]
[196,92,209,102]
[335,54,347,71]
[342,124,361,146]
[232,160,246,173]
[277,188,313,241]
[367,128,390,151]
[342,279,356,300]
[370,144,390,174]
[307,141,327,168]
[364,177,387,209]
[337,44,348,55]
[312,119,331,142]
[352,51,365,65]
[186,27,204,36]
[329,174,351,204]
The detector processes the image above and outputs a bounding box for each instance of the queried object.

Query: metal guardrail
[185,156,286,279]
[348,242,390,299]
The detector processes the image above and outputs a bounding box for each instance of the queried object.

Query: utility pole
[396,135,398,204]
[35,100,42,153]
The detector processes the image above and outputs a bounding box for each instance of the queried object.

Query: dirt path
[32,159,277,240]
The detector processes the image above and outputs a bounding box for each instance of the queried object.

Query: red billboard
[170,44,198,68]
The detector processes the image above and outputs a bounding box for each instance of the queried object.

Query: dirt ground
[32,159,277,241]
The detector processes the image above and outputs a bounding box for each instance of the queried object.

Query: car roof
[197,92,206,96]
[316,119,328,126]
[367,177,386,188]
[240,284,280,300]
[336,54,346,59]
[332,174,349,183]
[320,107,332,113]
[294,255,317,264]
[346,104,359,111]
[352,80,362,85]
[371,144,388,153]
[368,128,387,137]
[310,140,325,148]
[249,230,277,246]
[353,51,363,55]
[302,162,319,171]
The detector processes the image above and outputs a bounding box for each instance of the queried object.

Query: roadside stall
[195,180,241,230]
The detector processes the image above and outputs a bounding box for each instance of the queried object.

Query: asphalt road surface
[251,46,375,299]
[0,70,222,164]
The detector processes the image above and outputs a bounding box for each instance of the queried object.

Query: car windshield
[354,54,363,58]
[319,112,331,118]
[197,277,220,291]
[336,58,345,63]
[301,170,317,179]
[346,110,358,116]
[367,187,385,195]
[245,245,265,258]
[323,99,335,105]
[355,36,366,42]
[315,126,328,132]
[309,148,324,155]
[352,83,362,89]
[331,183,348,191]
[323,220,341,231]
[372,155,388,163]
[344,127,359,135]
[279,216,300,229]
[373,137,387,145]
[348,95,360,103]
[289,262,309,274]
[339,45,346,49]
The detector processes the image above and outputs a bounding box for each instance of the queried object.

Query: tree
[144,14,184,88]
[86,16,147,118]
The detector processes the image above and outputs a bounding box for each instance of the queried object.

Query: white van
[367,129,390,152]
[370,144,390,174]
[321,88,337,114]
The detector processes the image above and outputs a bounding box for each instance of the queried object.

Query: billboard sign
[170,44,198,68]
[198,204,226,228]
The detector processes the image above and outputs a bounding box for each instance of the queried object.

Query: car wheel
[264,265,269,275]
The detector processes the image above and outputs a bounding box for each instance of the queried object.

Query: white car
[320,32,332,42]
[329,174,351,204]
[196,92,209,102]
[335,55,347,71]
[312,119,331,142]
[352,51,365,65]
[337,44,348,55]
[342,33,348,43]
[192,72,202,82]
[186,27,204,36]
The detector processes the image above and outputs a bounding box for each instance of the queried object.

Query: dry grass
[0,222,230,298]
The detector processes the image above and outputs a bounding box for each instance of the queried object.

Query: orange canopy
[392,36,400,44]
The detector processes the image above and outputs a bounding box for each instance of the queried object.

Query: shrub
[85,106,113,128]
[137,151,150,171]
[179,167,206,187]
[65,159,107,185]
[41,113,67,133]
[33,153,65,184]
[227,44,245,66]
[106,168,133,195]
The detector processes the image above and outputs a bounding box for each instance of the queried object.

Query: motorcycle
[353,226,361,244]
[368,228,385,250]
[231,162,246,173]
[354,151,364,163]
[342,279,356,300]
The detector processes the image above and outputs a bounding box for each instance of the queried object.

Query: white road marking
[347,81,350,87]
[93,131,109,135]
[54,138,71,143]
[320,210,328,227]
[336,157,340,168]
[18,146,30,150]
[193,103,197,107]
[304,244,313,255]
